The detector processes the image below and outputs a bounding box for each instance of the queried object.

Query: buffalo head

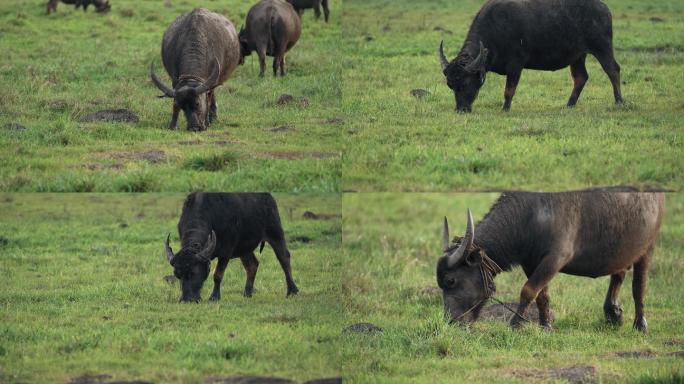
[439,41,488,113]
[164,231,217,302]
[436,209,497,324]
[238,25,251,65]
[150,60,220,131]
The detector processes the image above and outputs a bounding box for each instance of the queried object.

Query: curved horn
[194,58,221,95]
[150,61,175,98]
[439,40,449,71]
[446,208,475,268]
[442,216,450,253]
[196,230,217,262]
[164,233,175,265]
[464,41,489,74]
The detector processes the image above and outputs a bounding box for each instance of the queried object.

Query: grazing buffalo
[239,0,301,77]
[438,0,624,112]
[286,0,330,22]
[164,193,299,303]
[150,8,241,131]
[437,191,664,332]
[47,0,110,14]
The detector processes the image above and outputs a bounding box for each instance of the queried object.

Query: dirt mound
[508,365,596,384]
[68,374,152,384]
[276,94,309,108]
[343,322,383,334]
[206,377,294,384]
[480,301,539,323]
[410,89,430,98]
[302,211,341,220]
[79,109,139,123]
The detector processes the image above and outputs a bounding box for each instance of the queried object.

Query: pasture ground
[0,193,342,383]
[342,0,684,191]
[341,193,684,383]
[0,0,342,192]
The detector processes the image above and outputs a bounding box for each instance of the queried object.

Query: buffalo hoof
[510,316,526,330]
[287,286,299,297]
[633,317,648,333]
[243,288,253,298]
[209,294,220,302]
[604,304,623,325]
[540,323,554,332]
[168,122,178,130]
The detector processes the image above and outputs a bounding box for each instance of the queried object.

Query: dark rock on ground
[343,322,383,334]
[79,109,139,123]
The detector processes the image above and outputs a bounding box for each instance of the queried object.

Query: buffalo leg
[266,235,298,296]
[593,49,623,104]
[567,55,589,107]
[240,252,259,297]
[169,103,180,130]
[257,49,267,78]
[632,248,653,332]
[313,0,322,19]
[207,92,217,125]
[603,270,626,325]
[279,55,287,77]
[502,67,522,111]
[209,257,230,301]
[511,253,568,329]
[273,56,280,77]
[536,286,554,329]
[322,0,330,22]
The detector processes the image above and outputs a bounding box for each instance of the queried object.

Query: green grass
[0,193,342,383]
[341,0,684,191]
[0,0,342,192]
[341,193,684,383]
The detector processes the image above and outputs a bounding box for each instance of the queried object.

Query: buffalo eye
[445,277,456,287]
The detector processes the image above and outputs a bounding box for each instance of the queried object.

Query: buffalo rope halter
[453,250,532,324]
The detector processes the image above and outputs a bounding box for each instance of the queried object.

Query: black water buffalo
[439,0,623,112]
[239,0,301,77]
[286,0,330,22]
[47,0,110,14]
[150,8,241,131]
[164,193,299,303]
[437,192,664,332]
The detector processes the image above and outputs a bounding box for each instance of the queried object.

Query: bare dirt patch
[270,125,294,133]
[614,351,657,359]
[79,109,139,123]
[343,322,383,334]
[68,374,152,384]
[665,339,684,347]
[276,94,309,108]
[506,365,597,384]
[206,377,294,384]
[3,122,26,131]
[108,151,166,164]
[302,211,341,220]
[480,301,540,323]
[667,351,684,358]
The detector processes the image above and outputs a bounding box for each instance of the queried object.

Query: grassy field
[0,0,341,192]
[341,193,684,383]
[342,0,684,191]
[0,193,342,383]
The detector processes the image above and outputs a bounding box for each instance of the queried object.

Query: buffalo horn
[446,208,474,268]
[442,216,450,253]
[196,230,217,262]
[439,40,449,71]
[464,41,488,75]
[165,233,175,265]
[194,58,221,95]
[150,61,175,98]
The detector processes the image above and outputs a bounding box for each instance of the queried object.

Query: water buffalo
[150,8,241,131]
[47,0,110,14]
[164,193,299,303]
[438,0,624,112]
[437,192,664,332]
[286,0,330,22]
[239,0,301,77]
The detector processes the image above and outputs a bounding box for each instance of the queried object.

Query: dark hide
[239,0,302,77]
[46,0,111,14]
[286,0,330,22]
[165,193,298,303]
[150,8,241,131]
[439,0,623,112]
[437,192,664,332]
